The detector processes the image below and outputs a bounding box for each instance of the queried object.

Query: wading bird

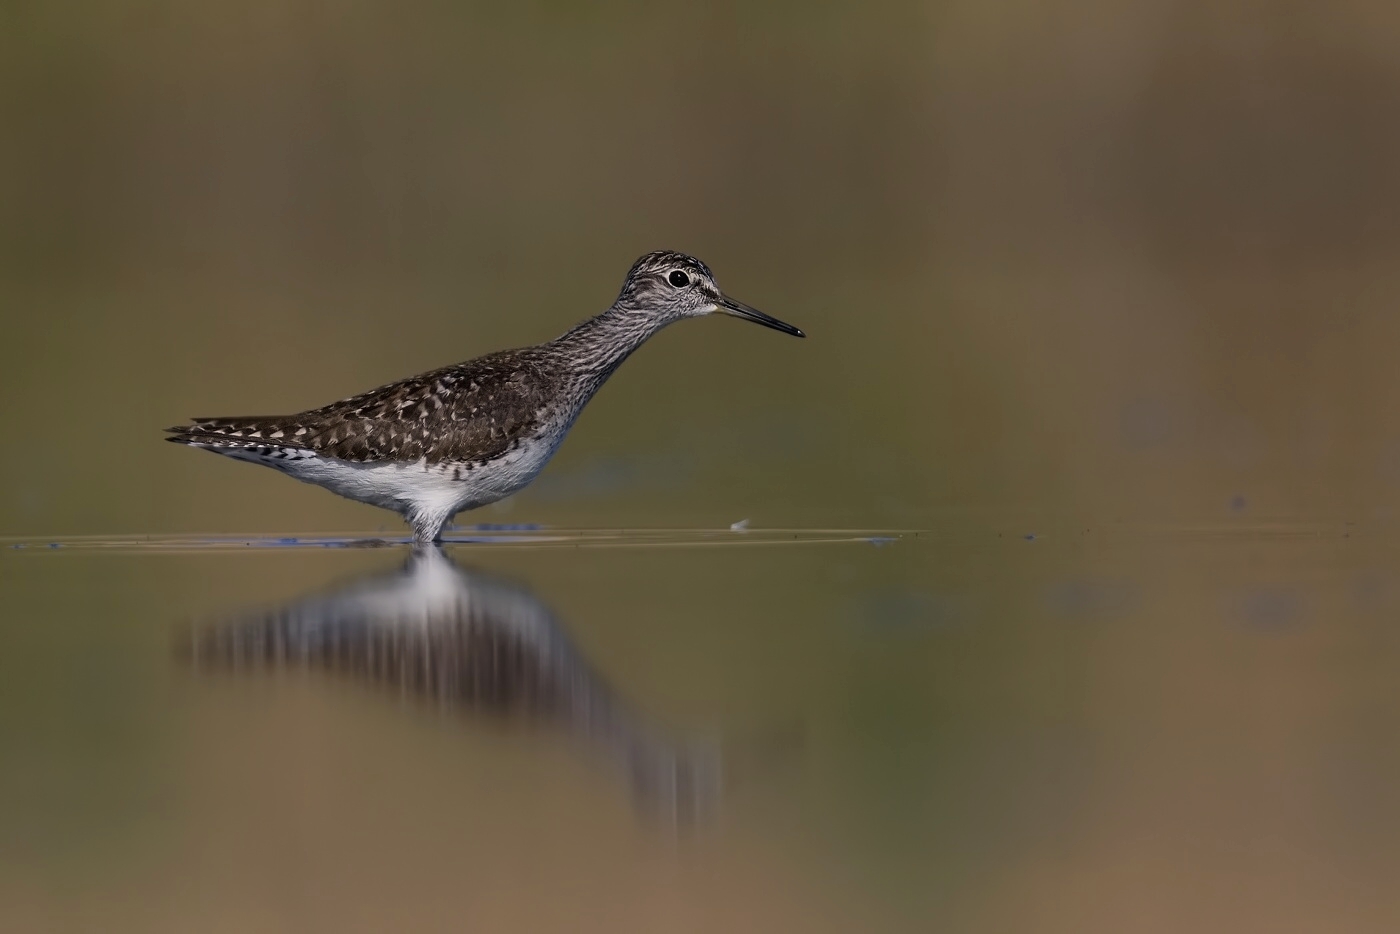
[167,251,804,541]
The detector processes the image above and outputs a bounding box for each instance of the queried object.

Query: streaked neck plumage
[548,303,676,387]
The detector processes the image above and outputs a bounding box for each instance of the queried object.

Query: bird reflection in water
[181,546,721,828]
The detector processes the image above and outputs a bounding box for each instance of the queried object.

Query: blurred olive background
[4,0,1399,535]
[5,2,1400,933]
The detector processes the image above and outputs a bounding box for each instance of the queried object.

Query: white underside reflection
[179,546,723,828]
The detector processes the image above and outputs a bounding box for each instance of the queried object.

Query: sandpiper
[167,251,804,541]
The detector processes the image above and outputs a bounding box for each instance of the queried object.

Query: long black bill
[716,295,805,338]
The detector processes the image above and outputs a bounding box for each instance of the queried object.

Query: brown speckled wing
[168,350,557,465]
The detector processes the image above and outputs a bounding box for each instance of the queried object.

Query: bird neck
[550,305,673,383]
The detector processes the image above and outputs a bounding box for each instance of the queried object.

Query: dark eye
[668,270,690,288]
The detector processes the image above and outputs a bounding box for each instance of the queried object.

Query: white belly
[264,428,567,521]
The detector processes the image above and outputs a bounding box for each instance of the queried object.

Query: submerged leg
[409,508,452,544]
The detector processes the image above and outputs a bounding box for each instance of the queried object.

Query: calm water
[3,524,1397,932]
[6,1,1400,930]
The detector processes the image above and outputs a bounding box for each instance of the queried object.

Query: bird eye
[668,270,690,288]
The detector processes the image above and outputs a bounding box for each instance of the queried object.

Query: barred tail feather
[165,416,300,444]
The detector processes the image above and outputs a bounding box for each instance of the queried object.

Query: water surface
[4,524,1397,932]
[5,2,1400,930]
